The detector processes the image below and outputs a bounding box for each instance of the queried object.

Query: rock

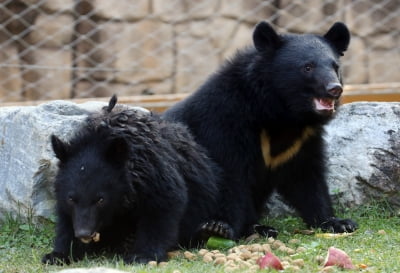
[0,101,399,221]
[0,100,149,221]
[325,102,400,208]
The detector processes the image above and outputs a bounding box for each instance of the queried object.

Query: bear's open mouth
[314,98,335,113]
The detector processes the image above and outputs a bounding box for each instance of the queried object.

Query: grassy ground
[0,201,399,273]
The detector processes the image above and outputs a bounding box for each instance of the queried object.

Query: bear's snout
[75,228,93,239]
[326,82,343,98]
[75,228,99,244]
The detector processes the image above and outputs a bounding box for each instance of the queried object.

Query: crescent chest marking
[260,127,315,169]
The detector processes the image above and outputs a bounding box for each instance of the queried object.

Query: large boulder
[0,100,148,220]
[0,100,399,221]
[325,102,400,208]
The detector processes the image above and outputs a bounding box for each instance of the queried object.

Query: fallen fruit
[323,247,355,269]
[206,236,236,249]
[257,252,284,270]
[358,263,368,269]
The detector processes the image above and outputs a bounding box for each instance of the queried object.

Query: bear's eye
[303,63,314,72]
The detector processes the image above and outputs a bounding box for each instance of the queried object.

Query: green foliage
[1,201,399,273]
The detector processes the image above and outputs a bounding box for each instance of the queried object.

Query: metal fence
[0,0,399,103]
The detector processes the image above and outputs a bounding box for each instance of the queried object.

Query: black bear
[42,95,221,265]
[163,22,358,239]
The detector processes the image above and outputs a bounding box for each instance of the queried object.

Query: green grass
[1,201,399,273]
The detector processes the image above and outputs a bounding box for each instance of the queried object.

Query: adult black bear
[163,22,358,239]
[42,96,221,264]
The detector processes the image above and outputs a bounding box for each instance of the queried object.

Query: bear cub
[42,95,221,265]
[163,22,358,239]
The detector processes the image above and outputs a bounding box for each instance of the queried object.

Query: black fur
[43,96,221,265]
[163,22,358,239]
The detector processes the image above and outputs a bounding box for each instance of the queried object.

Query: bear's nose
[326,82,343,98]
[74,228,92,239]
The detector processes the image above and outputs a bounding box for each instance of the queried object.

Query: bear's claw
[320,217,358,233]
[199,220,235,240]
[41,251,70,265]
[253,224,278,238]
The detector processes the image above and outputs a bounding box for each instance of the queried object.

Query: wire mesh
[0,0,399,103]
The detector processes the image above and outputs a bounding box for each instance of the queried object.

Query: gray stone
[325,102,400,208]
[0,100,149,221]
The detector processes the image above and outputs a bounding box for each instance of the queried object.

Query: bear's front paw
[320,217,358,233]
[42,251,70,265]
[200,220,235,240]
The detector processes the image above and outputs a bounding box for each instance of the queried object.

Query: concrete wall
[0,0,399,101]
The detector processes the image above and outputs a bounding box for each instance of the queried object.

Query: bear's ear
[253,21,281,53]
[105,137,129,165]
[324,22,350,56]
[51,135,70,163]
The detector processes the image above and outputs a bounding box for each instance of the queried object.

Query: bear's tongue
[314,98,334,111]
